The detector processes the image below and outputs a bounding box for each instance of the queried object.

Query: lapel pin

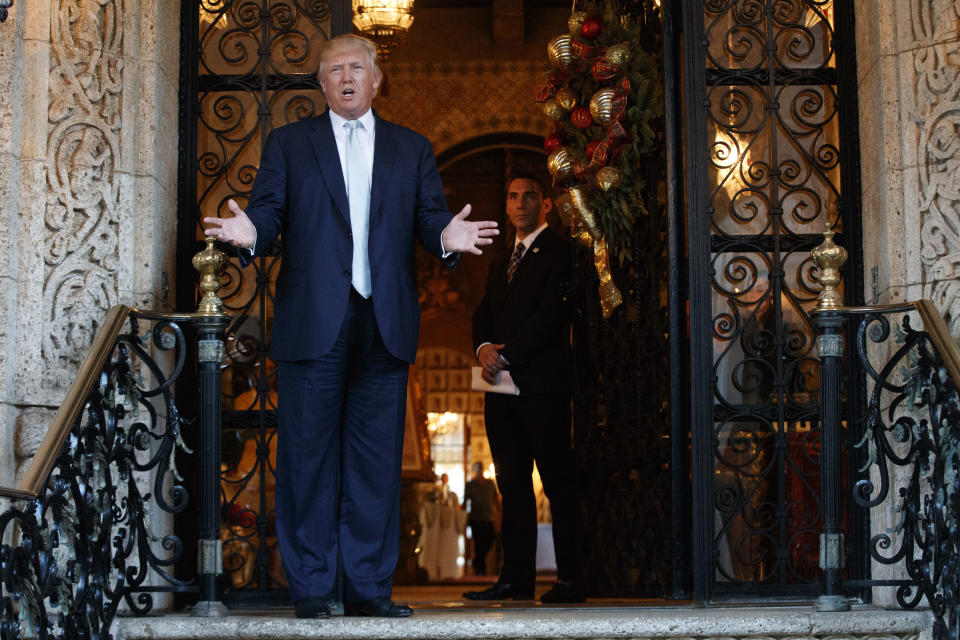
[532,247,540,254]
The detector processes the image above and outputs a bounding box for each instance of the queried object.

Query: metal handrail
[815,299,960,390]
[0,305,229,501]
[0,305,132,500]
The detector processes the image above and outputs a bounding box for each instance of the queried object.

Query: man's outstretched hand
[203,199,257,249]
[441,204,499,256]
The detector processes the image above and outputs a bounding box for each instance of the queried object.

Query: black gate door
[680,0,865,600]
[176,0,350,603]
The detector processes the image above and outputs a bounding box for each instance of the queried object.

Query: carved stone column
[0,0,182,535]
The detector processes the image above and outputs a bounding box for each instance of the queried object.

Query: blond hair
[317,34,383,84]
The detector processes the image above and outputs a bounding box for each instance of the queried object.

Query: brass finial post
[192,236,228,316]
[811,223,848,312]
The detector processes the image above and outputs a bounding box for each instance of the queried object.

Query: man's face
[318,46,380,120]
[506,178,550,237]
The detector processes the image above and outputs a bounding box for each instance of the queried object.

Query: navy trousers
[275,288,409,604]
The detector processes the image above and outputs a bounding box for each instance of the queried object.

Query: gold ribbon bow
[554,187,622,318]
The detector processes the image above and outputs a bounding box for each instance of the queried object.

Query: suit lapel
[307,111,350,225]
[370,116,397,227]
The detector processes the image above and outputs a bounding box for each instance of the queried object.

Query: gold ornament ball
[596,166,623,191]
[568,11,586,35]
[548,147,575,182]
[589,88,617,126]
[547,34,576,69]
[556,87,577,112]
[605,43,632,68]
[542,100,565,121]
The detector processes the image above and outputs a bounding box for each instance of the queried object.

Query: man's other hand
[478,343,506,384]
[203,199,257,249]
[442,204,499,256]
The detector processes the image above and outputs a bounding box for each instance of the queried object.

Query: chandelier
[0,0,13,23]
[352,0,415,61]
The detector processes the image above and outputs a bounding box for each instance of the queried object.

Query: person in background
[464,461,499,576]
[464,174,585,604]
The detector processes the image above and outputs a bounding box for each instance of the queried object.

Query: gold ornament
[811,223,848,311]
[192,236,228,316]
[604,44,631,68]
[547,34,576,69]
[596,166,622,191]
[542,100,565,121]
[589,88,617,126]
[547,147,575,182]
[568,11,586,35]
[554,188,623,318]
[556,87,577,112]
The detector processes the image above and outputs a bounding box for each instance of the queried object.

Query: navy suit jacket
[243,110,455,364]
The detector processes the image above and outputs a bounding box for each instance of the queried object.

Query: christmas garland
[537,1,663,317]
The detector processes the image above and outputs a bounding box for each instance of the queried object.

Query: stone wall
[856,0,960,320]
[855,0,960,607]
[0,0,181,488]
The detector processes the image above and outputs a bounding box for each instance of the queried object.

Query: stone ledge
[113,605,934,640]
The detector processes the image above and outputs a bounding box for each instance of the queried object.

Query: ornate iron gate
[680,0,865,600]
[176,0,350,602]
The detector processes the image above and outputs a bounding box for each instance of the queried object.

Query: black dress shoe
[463,580,534,601]
[294,596,331,618]
[344,596,413,618]
[540,581,586,604]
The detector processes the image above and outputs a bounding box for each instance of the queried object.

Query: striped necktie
[506,242,525,283]
[345,120,371,298]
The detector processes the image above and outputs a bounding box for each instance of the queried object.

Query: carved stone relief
[42,0,123,391]
[914,0,960,334]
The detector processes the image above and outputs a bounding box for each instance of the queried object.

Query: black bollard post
[812,311,850,612]
[191,315,231,617]
[190,236,230,616]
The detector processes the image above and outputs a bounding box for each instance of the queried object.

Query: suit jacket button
[343,269,350,276]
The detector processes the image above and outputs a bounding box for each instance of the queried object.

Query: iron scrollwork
[0,1,11,23]
[0,312,195,640]
[849,310,960,639]
[698,0,847,590]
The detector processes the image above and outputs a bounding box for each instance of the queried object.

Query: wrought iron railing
[0,239,230,639]
[812,230,958,639]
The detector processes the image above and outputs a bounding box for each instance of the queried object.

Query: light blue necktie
[345,120,371,298]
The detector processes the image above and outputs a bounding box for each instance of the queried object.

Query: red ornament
[580,15,603,40]
[586,140,601,160]
[544,133,563,153]
[571,107,593,129]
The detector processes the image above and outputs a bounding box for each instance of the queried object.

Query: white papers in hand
[471,366,520,395]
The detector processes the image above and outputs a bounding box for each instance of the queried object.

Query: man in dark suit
[204,34,497,619]
[464,174,585,604]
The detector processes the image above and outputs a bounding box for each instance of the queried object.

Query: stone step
[114,605,933,640]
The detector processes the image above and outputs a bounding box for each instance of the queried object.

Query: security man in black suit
[464,174,585,604]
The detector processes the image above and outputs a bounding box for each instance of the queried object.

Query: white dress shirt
[329,108,376,190]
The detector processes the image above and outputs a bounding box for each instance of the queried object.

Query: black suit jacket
[472,227,574,396]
